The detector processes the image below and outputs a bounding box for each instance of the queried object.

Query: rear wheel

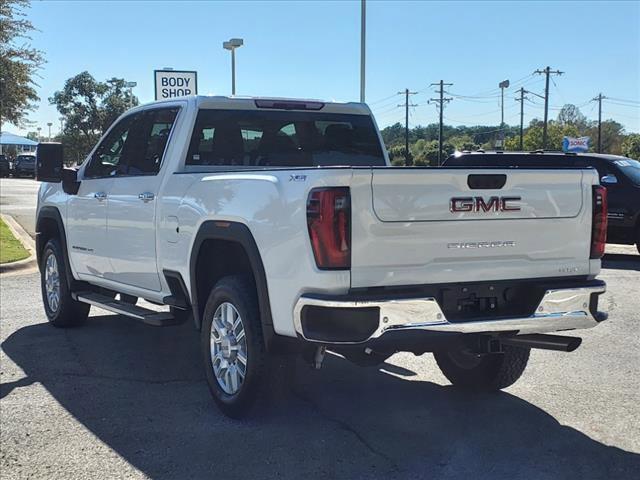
[200,275,274,418]
[434,345,530,391]
[40,238,90,327]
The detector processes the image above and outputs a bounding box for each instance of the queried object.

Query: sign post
[154,70,198,100]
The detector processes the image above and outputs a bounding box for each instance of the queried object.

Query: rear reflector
[307,187,351,270]
[254,99,324,110]
[590,185,608,259]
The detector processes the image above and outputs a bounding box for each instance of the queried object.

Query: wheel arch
[36,206,75,288]
[189,221,275,348]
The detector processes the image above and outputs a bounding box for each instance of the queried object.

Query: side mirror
[36,142,63,182]
[62,168,80,195]
[601,174,618,185]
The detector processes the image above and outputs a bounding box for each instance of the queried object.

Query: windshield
[614,159,640,186]
[186,109,386,168]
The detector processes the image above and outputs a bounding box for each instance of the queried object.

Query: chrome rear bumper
[293,284,606,344]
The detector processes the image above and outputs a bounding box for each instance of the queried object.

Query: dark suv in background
[0,154,10,177]
[13,154,37,178]
[444,151,640,254]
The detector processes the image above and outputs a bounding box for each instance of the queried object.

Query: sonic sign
[563,136,591,153]
[154,70,198,100]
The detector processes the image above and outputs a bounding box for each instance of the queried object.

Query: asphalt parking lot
[1,177,639,479]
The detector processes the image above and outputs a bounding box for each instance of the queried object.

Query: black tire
[636,227,640,255]
[434,345,530,391]
[40,238,90,327]
[200,275,271,418]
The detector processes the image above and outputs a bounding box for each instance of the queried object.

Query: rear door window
[185,109,385,168]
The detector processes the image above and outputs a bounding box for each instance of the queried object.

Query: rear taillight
[307,187,351,270]
[590,185,608,259]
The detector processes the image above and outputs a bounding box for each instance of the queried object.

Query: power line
[367,92,399,105]
[606,97,640,104]
[603,100,640,108]
[373,104,400,116]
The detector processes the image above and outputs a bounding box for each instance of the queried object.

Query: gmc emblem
[450,196,521,213]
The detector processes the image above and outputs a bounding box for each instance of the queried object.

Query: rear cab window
[185,109,386,169]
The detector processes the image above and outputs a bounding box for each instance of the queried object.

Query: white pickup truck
[35,96,608,417]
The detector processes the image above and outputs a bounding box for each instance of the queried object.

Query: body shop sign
[154,70,198,100]
[563,136,590,153]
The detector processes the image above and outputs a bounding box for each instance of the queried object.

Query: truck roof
[137,95,372,116]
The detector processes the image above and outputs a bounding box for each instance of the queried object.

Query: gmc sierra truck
[35,96,608,418]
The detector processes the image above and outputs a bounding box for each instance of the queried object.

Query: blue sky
[8,0,640,136]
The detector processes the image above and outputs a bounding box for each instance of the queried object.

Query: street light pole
[498,79,509,149]
[223,38,244,95]
[232,48,236,95]
[125,81,137,109]
[360,0,366,103]
[47,122,52,141]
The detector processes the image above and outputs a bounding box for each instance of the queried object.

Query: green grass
[0,218,29,264]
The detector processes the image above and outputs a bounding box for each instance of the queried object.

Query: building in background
[0,132,38,158]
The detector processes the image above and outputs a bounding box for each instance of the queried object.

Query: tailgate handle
[467,174,507,189]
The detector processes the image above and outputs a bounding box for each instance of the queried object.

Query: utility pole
[360,0,366,103]
[515,88,545,151]
[593,93,606,153]
[398,88,417,165]
[534,66,563,149]
[429,80,453,165]
[515,88,527,151]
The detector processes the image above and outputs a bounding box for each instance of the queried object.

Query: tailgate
[350,168,595,288]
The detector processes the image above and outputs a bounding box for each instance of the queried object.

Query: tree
[447,134,478,151]
[0,0,45,128]
[622,134,640,160]
[50,71,138,163]
[557,104,589,131]
[585,119,624,155]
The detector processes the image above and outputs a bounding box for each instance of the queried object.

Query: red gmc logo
[450,196,521,213]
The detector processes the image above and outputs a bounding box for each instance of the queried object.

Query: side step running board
[73,292,183,327]
[501,333,582,352]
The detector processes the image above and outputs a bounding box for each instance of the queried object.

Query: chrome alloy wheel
[44,252,61,313]
[210,302,248,395]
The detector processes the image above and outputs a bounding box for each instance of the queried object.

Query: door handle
[138,192,155,203]
[94,192,107,201]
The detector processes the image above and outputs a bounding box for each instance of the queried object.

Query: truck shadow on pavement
[2,314,639,480]
[602,253,640,271]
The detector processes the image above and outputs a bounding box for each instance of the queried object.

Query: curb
[0,214,38,275]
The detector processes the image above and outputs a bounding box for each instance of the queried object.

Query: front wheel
[434,344,530,391]
[40,238,90,327]
[200,275,272,418]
